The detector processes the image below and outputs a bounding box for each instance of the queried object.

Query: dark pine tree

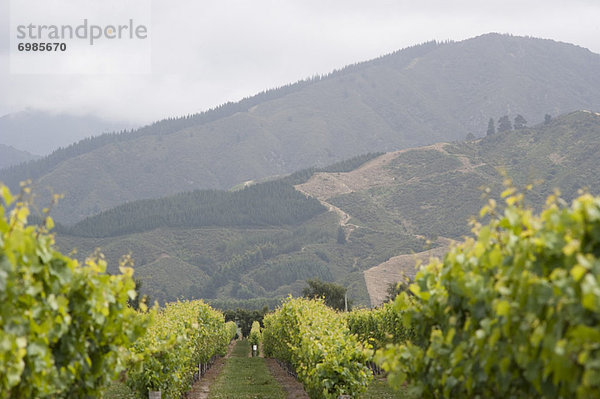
[486,118,496,136]
[497,115,512,133]
[514,114,527,129]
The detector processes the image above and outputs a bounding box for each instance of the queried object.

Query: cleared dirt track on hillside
[294,145,478,306]
[294,150,401,201]
[364,238,454,307]
[295,142,487,203]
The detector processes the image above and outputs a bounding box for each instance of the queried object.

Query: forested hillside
[65,181,325,237]
[55,111,600,306]
[4,34,600,224]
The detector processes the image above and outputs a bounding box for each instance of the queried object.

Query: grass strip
[208,340,285,399]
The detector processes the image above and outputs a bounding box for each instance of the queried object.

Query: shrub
[248,320,261,347]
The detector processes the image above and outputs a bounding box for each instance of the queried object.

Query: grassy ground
[208,340,286,399]
[361,377,415,398]
[102,381,134,399]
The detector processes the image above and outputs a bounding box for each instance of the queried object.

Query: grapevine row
[375,190,600,398]
[262,297,372,399]
[126,300,236,398]
[346,302,412,351]
[0,185,145,399]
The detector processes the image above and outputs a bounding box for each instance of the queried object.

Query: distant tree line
[470,113,553,141]
[67,181,326,237]
[302,278,351,311]
[223,307,270,338]
[486,114,528,136]
[209,297,282,312]
[484,113,555,137]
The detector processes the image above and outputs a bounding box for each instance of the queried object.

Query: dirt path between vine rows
[186,340,236,399]
[264,359,309,399]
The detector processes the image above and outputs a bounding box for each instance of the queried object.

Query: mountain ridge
[4,33,600,224]
[0,109,134,155]
[0,144,40,170]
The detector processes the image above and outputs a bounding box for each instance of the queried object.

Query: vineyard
[125,301,236,398]
[2,182,600,398]
[0,185,238,399]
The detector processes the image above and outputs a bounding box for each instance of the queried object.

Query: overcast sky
[1,0,599,125]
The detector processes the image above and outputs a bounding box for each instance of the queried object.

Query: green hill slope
[55,111,600,306]
[307,111,600,240]
[4,34,600,224]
